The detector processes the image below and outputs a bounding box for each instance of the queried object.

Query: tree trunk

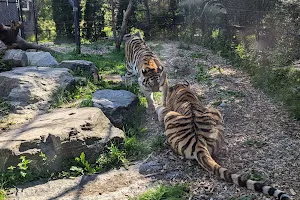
[143,0,151,38]
[115,0,134,51]
[111,0,117,42]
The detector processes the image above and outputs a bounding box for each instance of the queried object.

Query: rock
[139,160,164,175]
[0,67,75,109]
[102,74,123,83]
[26,52,58,66]
[92,90,139,128]
[7,164,149,200]
[2,49,28,67]
[59,60,100,82]
[0,40,6,55]
[0,107,125,172]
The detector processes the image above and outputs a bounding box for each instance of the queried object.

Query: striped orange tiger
[124,33,168,112]
[156,83,290,200]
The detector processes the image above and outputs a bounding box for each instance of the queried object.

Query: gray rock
[92,90,139,128]
[2,49,28,67]
[26,52,58,66]
[139,160,164,175]
[0,67,75,109]
[0,107,124,172]
[59,60,100,82]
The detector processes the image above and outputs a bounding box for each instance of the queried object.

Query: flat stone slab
[7,163,150,200]
[0,107,124,172]
[26,52,58,66]
[59,60,100,82]
[92,90,139,128]
[0,66,75,109]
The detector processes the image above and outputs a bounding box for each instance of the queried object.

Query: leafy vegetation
[132,184,189,200]
[0,100,11,116]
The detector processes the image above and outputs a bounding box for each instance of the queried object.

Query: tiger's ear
[184,80,190,87]
[142,69,147,74]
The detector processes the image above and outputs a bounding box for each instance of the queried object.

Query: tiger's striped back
[156,83,290,200]
[124,33,168,111]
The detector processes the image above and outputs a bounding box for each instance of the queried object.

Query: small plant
[150,135,166,151]
[70,152,96,175]
[191,53,205,59]
[196,64,211,82]
[96,144,129,171]
[247,170,265,182]
[132,184,189,200]
[0,100,11,116]
[243,139,267,148]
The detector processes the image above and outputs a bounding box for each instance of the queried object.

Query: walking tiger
[124,33,168,112]
[156,83,290,200]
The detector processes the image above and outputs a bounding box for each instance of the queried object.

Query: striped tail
[195,149,291,200]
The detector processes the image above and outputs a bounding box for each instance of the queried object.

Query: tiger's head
[141,58,165,92]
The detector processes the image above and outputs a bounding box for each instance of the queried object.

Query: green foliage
[0,100,11,116]
[0,60,12,73]
[97,144,129,170]
[53,48,125,75]
[150,135,166,151]
[247,170,265,182]
[243,139,267,148]
[0,156,37,190]
[196,64,211,82]
[132,184,189,200]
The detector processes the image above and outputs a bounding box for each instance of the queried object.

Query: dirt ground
[9,41,300,200]
[141,41,300,200]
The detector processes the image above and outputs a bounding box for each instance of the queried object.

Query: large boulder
[26,52,58,66]
[2,49,28,67]
[92,90,139,128]
[0,67,75,109]
[0,107,125,172]
[59,60,100,82]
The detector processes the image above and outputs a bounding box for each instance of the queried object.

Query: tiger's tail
[195,148,291,200]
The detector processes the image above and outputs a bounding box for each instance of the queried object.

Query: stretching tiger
[156,83,290,200]
[124,33,168,112]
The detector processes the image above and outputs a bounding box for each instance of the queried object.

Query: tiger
[124,33,168,112]
[155,83,291,200]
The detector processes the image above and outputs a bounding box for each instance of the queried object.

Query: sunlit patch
[209,65,237,77]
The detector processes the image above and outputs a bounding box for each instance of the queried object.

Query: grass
[0,100,11,116]
[243,139,267,148]
[196,64,211,82]
[132,184,189,200]
[52,48,125,75]
[247,169,265,182]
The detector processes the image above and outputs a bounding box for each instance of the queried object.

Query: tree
[115,0,134,51]
[83,0,105,41]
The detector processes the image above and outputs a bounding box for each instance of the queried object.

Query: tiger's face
[141,59,164,92]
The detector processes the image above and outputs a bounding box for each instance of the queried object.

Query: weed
[191,53,205,59]
[70,152,96,175]
[150,135,166,151]
[196,64,211,82]
[132,184,189,200]
[247,170,265,182]
[220,89,246,98]
[96,144,129,171]
[0,100,11,116]
[243,139,267,148]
